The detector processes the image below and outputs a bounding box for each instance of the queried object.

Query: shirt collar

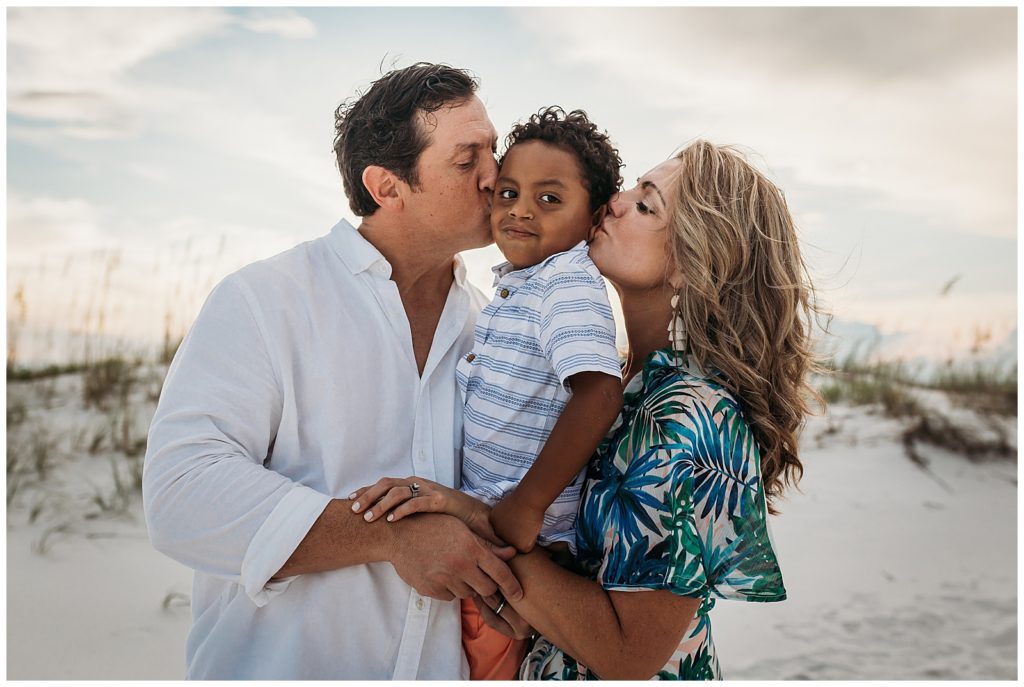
[328,217,471,286]
[490,240,589,287]
[328,218,391,277]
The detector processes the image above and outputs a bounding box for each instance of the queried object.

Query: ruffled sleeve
[593,380,786,604]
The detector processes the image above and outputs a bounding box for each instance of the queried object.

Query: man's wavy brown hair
[666,140,826,514]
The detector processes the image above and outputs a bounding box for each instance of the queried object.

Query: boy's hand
[490,492,544,553]
[351,476,460,523]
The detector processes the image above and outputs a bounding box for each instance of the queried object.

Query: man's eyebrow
[452,142,484,158]
[640,179,666,205]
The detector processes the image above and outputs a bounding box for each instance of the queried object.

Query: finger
[363,486,416,522]
[350,477,401,514]
[347,485,371,501]
[459,565,498,599]
[489,541,518,561]
[446,579,475,600]
[427,587,455,602]
[386,491,446,522]
[475,593,516,637]
[477,548,524,601]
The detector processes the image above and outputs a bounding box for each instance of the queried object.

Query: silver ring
[409,482,421,497]
[493,596,507,615]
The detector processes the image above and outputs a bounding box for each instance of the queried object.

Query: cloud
[516,7,1015,239]
[7,7,315,139]
[7,193,107,261]
[238,9,317,39]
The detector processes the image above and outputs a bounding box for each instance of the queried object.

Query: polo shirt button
[499,288,510,298]
[415,597,425,611]
[466,353,476,362]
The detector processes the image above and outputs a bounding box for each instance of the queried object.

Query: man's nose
[480,156,498,193]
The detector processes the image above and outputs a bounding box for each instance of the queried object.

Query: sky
[6,6,1018,365]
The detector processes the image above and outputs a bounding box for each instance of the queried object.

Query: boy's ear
[590,205,608,226]
[361,165,404,211]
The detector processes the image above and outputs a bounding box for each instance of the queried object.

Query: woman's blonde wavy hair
[666,140,826,514]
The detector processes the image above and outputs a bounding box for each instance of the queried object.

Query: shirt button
[466,353,476,362]
[499,288,510,298]
[415,597,425,611]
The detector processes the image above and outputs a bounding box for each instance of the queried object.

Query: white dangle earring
[667,293,687,352]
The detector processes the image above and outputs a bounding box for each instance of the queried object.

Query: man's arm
[144,274,522,605]
[274,498,523,602]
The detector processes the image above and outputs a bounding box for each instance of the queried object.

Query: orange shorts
[460,597,527,680]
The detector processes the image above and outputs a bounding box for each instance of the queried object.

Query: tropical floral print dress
[520,346,787,680]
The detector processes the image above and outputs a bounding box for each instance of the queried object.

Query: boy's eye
[498,189,517,200]
[539,193,560,204]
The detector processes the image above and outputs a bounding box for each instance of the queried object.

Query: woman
[355,140,822,679]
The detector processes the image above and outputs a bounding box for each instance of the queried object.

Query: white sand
[5,376,1017,679]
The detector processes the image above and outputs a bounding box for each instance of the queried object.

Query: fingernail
[348,491,357,500]
[351,501,361,513]
[386,514,394,522]
[363,511,373,521]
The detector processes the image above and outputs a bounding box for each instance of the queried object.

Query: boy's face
[491,140,596,270]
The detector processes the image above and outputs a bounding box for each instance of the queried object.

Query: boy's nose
[509,202,533,220]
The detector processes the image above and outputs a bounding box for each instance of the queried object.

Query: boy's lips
[500,223,537,240]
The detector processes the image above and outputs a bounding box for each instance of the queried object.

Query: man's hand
[473,592,535,640]
[490,492,544,553]
[389,512,523,602]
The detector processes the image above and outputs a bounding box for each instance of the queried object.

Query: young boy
[352,107,624,679]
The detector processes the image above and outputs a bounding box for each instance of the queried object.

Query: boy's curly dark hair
[501,106,622,213]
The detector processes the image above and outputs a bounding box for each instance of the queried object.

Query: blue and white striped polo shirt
[456,240,621,551]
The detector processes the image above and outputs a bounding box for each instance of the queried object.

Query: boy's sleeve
[537,259,622,390]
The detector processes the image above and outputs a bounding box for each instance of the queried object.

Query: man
[143,62,522,679]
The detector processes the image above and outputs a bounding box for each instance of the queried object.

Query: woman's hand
[350,476,507,547]
[472,592,535,641]
[350,476,459,523]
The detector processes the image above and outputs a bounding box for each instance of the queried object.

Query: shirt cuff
[239,483,333,607]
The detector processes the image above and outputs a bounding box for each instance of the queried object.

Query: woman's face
[588,157,682,291]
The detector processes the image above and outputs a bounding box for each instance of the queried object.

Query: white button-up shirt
[143,219,486,679]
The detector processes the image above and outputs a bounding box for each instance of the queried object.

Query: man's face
[403,96,499,252]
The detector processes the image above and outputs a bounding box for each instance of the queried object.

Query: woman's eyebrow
[639,179,666,205]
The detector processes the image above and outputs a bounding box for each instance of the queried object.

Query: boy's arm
[491,371,622,551]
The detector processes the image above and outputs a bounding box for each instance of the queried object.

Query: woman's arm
[505,549,702,680]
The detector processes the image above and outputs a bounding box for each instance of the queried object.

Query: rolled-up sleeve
[142,273,331,606]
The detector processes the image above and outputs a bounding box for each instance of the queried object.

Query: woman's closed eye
[636,200,656,216]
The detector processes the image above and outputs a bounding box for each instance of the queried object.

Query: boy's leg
[461,598,527,680]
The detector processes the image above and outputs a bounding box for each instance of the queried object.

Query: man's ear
[361,165,404,211]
